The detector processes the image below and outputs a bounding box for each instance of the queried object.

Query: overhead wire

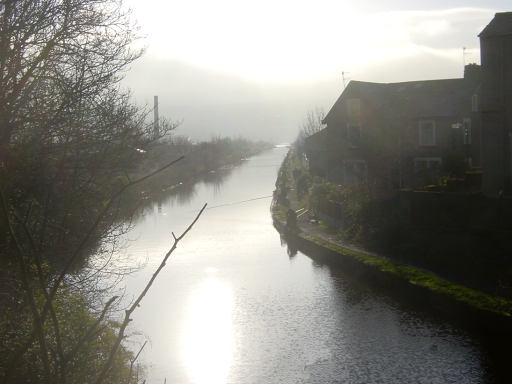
[205,195,273,210]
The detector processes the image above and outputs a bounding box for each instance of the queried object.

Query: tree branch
[94,203,207,384]
[62,296,118,365]
[127,340,147,384]
[3,156,185,379]
[0,188,52,383]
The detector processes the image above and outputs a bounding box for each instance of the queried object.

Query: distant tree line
[135,136,273,194]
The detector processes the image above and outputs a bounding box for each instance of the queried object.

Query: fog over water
[4,1,512,383]
[122,53,470,143]
[123,58,337,143]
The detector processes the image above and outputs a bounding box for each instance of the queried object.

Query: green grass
[273,204,287,222]
[309,236,512,317]
[317,220,337,234]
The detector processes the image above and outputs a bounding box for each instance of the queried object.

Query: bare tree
[295,108,325,153]
[0,1,192,383]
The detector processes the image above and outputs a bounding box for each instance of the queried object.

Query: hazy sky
[122,1,508,143]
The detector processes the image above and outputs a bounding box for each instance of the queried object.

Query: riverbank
[138,137,274,194]
[271,149,512,331]
[120,137,275,217]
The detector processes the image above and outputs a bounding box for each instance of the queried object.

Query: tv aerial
[342,71,351,89]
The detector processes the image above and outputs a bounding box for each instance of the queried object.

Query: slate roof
[323,78,477,125]
[479,12,512,38]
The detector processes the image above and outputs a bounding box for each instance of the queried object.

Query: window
[347,98,361,118]
[463,118,471,145]
[343,160,367,185]
[414,157,442,171]
[347,123,361,148]
[472,94,478,112]
[419,120,436,146]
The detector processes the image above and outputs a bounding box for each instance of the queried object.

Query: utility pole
[153,95,159,139]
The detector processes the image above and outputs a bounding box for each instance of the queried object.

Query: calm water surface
[120,147,497,384]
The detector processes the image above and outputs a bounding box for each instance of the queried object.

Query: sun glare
[126,0,360,82]
[181,278,235,384]
[124,1,493,83]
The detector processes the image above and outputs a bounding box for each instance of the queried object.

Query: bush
[296,171,312,199]
[0,287,136,384]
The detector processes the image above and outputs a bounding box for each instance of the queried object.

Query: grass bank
[307,235,512,317]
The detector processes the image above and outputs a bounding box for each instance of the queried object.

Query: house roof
[323,77,477,125]
[479,12,512,38]
[304,128,328,150]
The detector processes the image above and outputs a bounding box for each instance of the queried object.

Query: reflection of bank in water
[278,232,298,258]
[274,213,512,342]
[137,165,238,219]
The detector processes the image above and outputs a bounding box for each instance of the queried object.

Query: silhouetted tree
[0,1,187,383]
[295,108,325,153]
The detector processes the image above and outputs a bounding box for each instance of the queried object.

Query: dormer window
[419,120,436,146]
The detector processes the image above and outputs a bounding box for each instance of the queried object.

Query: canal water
[119,146,501,384]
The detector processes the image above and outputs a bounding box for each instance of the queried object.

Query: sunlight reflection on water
[181,278,235,384]
[119,148,497,384]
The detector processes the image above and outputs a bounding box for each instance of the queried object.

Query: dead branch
[3,156,185,381]
[94,203,207,384]
[127,341,147,384]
